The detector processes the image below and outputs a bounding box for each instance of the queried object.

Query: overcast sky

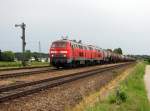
[0,0,150,55]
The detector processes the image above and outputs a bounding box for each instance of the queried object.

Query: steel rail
[0,67,56,79]
[0,66,50,71]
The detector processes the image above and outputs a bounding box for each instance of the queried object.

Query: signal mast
[15,23,26,66]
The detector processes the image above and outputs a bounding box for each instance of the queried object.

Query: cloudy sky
[0,0,150,55]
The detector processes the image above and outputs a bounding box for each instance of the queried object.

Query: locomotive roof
[51,39,131,57]
[53,39,103,50]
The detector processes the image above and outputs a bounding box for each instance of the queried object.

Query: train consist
[49,38,134,68]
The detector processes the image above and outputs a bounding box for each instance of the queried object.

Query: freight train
[49,38,134,68]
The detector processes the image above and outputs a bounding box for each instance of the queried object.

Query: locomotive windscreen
[51,42,66,48]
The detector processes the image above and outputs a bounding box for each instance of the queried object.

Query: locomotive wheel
[71,61,76,68]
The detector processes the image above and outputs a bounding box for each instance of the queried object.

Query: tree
[32,52,39,61]
[147,58,150,63]
[1,51,15,61]
[113,48,123,54]
[14,51,49,62]
[24,50,32,61]
[107,49,113,52]
[15,52,22,61]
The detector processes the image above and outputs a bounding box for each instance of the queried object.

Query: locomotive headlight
[51,54,54,57]
[60,51,67,53]
[51,51,57,53]
[63,54,66,57]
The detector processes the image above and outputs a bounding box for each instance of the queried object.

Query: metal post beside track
[15,23,26,66]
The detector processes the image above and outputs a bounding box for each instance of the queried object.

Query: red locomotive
[49,38,134,68]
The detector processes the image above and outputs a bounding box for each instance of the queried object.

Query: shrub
[109,87,127,104]
[116,89,127,104]
[147,58,150,63]
[1,51,15,61]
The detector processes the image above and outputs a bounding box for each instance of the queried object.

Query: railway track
[0,63,128,79]
[0,67,56,79]
[0,65,50,71]
[0,62,133,103]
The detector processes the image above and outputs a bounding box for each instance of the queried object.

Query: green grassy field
[85,62,150,111]
[0,61,49,70]
[0,61,22,68]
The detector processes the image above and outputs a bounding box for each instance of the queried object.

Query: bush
[1,51,15,61]
[147,58,150,63]
[109,87,127,104]
[116,89,127,104]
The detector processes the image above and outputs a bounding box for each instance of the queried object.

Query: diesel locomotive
[49,38,134,68]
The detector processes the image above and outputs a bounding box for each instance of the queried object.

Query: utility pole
[38,41,42,62]
[15,23,26,66]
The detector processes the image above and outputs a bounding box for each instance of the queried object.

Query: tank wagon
[49,38,134,68]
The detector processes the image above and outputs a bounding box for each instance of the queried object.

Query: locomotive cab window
[51,42,67,48]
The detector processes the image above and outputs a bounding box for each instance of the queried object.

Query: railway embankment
[72,62,150,111]
[0,63,132,111]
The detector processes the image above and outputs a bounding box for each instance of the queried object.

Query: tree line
[0,50,49,62]
[107,48,123,54]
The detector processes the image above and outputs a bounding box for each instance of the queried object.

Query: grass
[0,61,22,68]
[0,61,49,69]
[28,61,49,67]
[85,62,150,111]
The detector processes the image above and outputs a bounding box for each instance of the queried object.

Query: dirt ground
[144,65,150,101]
[0,64,133,111]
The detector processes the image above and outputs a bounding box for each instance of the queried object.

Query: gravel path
[144,65,150,101]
